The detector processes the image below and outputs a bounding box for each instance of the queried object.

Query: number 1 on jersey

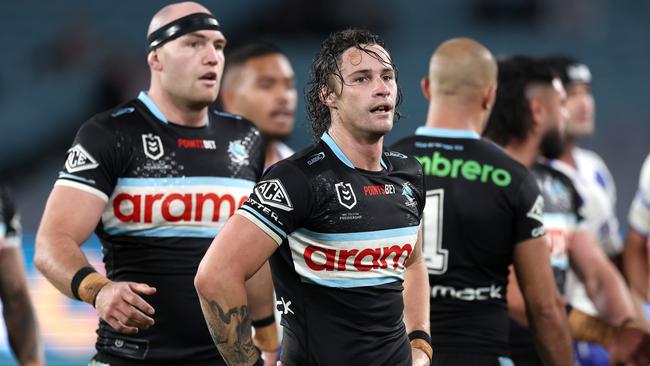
[423,189,448,274]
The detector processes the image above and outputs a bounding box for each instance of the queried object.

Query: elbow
[194,260,228,299]
[33,234,48,274]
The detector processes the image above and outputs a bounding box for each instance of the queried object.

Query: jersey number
[423,189,448,274]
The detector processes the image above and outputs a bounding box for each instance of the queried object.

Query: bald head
[428,38,497,98]
[147,1,212,36]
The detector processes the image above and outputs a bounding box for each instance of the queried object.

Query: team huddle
[0,1,644,366]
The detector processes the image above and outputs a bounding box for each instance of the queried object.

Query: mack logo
[430,284,503,301]
[335,182,357,209]
[142,134,164,160]
[112,192,248,223]
[255,179,293,211]
[307,152,325,165]
[65,144,99,173]
[303,243,412,272]
[416,151,511,187]
[527,195,545,223]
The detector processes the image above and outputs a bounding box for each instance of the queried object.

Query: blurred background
[1,0,649,364]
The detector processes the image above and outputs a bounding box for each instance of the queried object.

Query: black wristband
[252,314,275,328]
[408,330,432,345]
[71,266,96,301]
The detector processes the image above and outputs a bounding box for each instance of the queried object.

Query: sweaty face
[228,54,297,140]
[540,79,568,159]
[156,30,226,108]
[329,44,397,139]
[565,82,595,138]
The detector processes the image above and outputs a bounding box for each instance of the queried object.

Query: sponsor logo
[335,182,357,209]
[142,134,164,160]
[546,227,569,257]
[416,151,511,187]
[303,243,412,272]
[307,152,325,165]
[384,151,407,159]
[276,297,294,315]
[228,140,249,165]
[401,182,417,207]
[177,138,216,149]
[363,184,395,196]
[430,284,503,301]
[255,179,293,211]
[65,144,99,173]
[111,107,135,118]
[245,196,283,226]
[527,195,545,223]
[112,191,248,223]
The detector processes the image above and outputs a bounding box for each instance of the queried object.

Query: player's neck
[328,124,384,171]
[265,141,281,167]
[504,137,540,168]
[558,140,578,168]
[147,88,209,127]
[425,100,482,134]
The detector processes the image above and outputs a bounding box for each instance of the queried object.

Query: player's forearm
[403,259,430,334]
[245,262,275,320]
[197,276,259,366]
[585,258,636,326]
[526,294,573,366]
[622,230,649,300]
[3,294,43,365]
[34,231,93,298]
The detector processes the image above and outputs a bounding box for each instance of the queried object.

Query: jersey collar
[321,132,387,170]
[137,91,210,127]
[415,126,480,140]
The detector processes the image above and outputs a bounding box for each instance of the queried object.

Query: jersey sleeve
[236,161,312,245]
[54,117,121,202]
[628,153,650,235]
[513,172,546,243]
[0,185,21,248]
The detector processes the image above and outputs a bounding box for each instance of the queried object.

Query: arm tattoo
[206,300,257,365]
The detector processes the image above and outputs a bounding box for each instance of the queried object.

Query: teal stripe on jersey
[415,126,480,140]
[239,205,288,238]
[295,225,419,242]
[321,132,387,169]
[104,225,219,238]
[116,176,255,188]
[300,275,400,288]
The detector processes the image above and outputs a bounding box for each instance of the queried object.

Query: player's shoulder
[76,99,142,137]
[574,147,608,168]
[210,109,258,131]
[264,142,323,179]
[383,147,422,174]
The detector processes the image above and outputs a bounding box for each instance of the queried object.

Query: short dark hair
[483,55,556,146]
[543,55,591,86]
[224,41,285,74]
[305,28,402,139]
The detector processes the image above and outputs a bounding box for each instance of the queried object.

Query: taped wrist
[252,314,279,352]
[71,266,110,307]
[567,308,613,347]
[408,330,433,362]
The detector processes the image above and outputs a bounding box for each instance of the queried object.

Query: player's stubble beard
[540,127,565,160]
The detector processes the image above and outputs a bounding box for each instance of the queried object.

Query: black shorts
[432,351,514,366]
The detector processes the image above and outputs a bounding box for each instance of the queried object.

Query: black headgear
[147,12,221,51]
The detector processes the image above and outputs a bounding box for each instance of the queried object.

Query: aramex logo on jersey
[142,134,164,160]
[65,144,99,173]
[255,179,293,211]
[335,182,357,209]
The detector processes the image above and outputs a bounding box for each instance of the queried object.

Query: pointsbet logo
[416,151,511,187]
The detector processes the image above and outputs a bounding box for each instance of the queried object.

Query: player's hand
[262,350,278,366]
[608,327,650,365]
[412,347,431,366]
[95,281,156,334]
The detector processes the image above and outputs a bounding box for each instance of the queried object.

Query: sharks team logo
[142,134,164,160]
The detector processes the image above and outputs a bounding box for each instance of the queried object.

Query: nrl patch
[142,133,164,160]
[335,182,357,210]
[255,179,293,211]
[65,144,99,173]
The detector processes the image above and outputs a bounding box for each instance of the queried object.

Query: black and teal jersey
[55,91,265,365]
[392,127,545,357]
[0,184,20,248]
[238,132,425,366]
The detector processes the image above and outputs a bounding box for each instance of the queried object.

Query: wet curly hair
[305,29,402,139]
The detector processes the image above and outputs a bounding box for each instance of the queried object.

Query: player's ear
[482,83,497,110]
[528,97,544,128]
[420,76,431,101]
[148,50,163,71]
[320,86,336,109]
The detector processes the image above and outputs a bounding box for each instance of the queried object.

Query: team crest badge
[335,182,357,209]
[142,134,164,160]
[65,144,99,173]
[402,182,417,207]
[228,140,249,165]
[255,179,293,211]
